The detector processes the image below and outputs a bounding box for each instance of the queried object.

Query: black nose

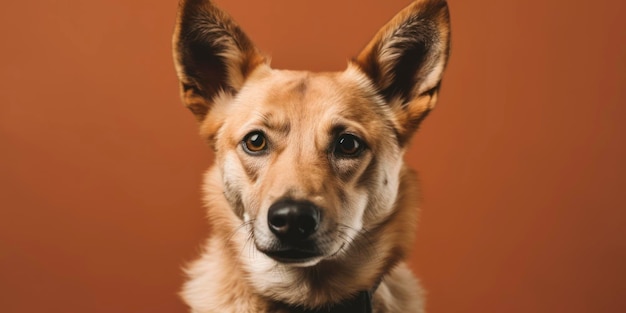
[267,200,321,242]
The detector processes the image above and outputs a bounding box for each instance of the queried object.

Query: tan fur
[172,0,450,312]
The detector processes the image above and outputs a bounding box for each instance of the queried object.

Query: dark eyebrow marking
[329,123,348,136]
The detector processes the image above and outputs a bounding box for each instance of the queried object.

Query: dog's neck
[283,290,374,313]
[273,274,383,313]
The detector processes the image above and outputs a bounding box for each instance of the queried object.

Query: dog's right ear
[172,0,266,121]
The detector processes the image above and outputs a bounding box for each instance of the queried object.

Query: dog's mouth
[258,241,348,266]
[261,248,322,264]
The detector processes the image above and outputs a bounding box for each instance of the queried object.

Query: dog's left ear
[354,0,450,143]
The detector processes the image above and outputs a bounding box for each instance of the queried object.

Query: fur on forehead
[201,66,402,155]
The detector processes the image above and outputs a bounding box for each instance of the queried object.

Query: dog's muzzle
[263,199,323,263]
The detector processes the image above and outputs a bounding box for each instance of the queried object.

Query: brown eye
[334,134,365,157]
[242,131,268,154]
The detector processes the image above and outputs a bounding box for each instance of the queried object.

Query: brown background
[1,0,625,312]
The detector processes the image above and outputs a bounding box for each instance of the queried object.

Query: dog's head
[173,0,449,269]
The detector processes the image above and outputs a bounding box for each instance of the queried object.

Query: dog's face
[173,0,449,269]
[208,67,404,266]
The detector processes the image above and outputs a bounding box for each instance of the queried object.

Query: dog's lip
[329,242,346,258]
[261,248,322,263]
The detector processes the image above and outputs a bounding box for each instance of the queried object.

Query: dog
[172,0,450,312]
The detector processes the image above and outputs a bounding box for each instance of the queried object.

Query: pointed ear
[172,0,266,121]
[354,0,450,143]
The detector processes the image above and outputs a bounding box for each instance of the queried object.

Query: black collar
[288,290,373,313]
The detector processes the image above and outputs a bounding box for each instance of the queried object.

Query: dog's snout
[268,200,320,242]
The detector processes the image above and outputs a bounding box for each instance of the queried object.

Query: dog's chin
[274,254,324,267]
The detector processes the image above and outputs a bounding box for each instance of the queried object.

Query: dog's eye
[334,134,365,157]
[242,131,268,154]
